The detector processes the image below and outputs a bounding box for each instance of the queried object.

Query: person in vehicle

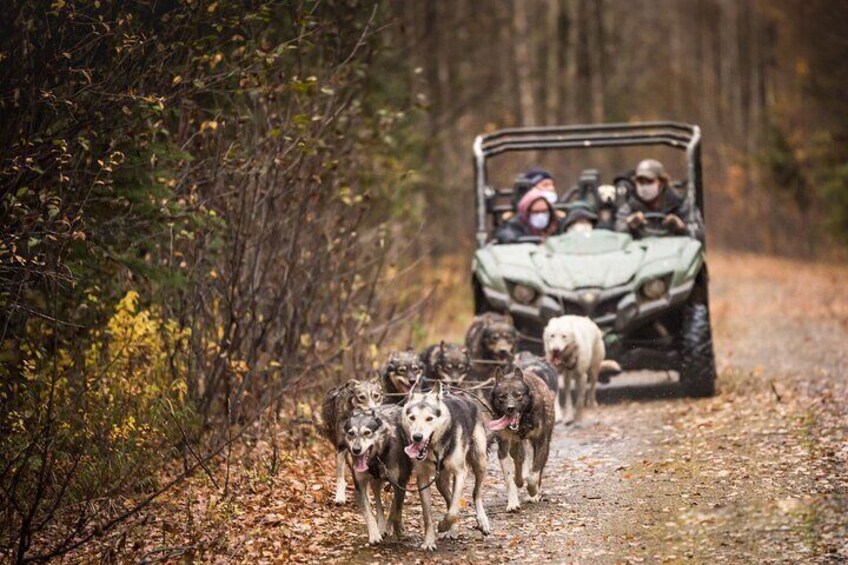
[615,159,703,239]
[496,187,562,243]
[524,167,558,204]
[562,201,599,234]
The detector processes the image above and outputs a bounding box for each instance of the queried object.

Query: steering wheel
[514,235,543,244]
[642,212,671,237]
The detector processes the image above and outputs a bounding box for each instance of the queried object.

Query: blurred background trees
[389,0,848,254]
[1,0,846,561]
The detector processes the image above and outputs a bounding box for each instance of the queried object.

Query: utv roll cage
[472,121,703,247]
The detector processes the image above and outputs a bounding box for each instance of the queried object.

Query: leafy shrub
[1,291,193,559]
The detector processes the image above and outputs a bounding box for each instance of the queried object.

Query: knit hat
[525,167,554,188]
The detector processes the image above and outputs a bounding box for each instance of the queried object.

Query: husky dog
[402,381,491,550]
[344,406,412,544]
[380,350,425,402]
[543,315,620,422]
[487,367,555,511]
[514,350,562,422]
[422,341,471,387]
[465,312,517,382]
[320,379,383,504]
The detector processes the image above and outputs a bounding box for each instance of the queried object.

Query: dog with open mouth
[344,405,411,545]
[379,350,425,402]
[487,366,555,512]
[401,381,491,550]
[319,379,383,504]
[465,312,517,383]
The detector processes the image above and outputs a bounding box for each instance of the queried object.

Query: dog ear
[513,367,525,381]
[439,340,446,354]
[406,375,423,399]
[461,346,468,355]
[494,365,504,384]
[431,380,445,398]
[346,379,360,389]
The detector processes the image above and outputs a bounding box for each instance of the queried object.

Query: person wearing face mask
[495,187,563,243]
[615,159,703,239]
[524,167,559,205]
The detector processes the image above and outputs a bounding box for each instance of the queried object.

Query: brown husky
[465,312,517,382]
[487,366,555,511]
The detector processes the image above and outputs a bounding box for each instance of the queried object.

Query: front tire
[679,302,717,397]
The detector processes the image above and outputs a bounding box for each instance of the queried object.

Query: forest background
[1,0,846,562]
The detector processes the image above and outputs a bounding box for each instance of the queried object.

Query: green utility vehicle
[471,122,716,396]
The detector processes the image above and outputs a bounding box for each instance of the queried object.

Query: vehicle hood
[533,231,644,288]
[475,230,702,291]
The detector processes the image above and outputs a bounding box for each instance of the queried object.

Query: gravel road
[328,252,848,564]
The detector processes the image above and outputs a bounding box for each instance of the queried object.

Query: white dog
[543,315,617,422]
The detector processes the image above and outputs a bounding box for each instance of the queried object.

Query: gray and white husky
[344,406,411,544]
[402,381,491,550]
[319,379,383,503]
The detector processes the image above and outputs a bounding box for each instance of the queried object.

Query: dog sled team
[318,312,619,550]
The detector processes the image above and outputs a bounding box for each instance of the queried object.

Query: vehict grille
[559,298,589,316]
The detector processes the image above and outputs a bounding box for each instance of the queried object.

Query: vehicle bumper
[482,279,695,335]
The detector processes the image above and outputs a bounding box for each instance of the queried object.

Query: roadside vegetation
[1,1,847,563]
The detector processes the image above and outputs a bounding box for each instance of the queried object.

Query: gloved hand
[626,211,646,230]
[663,214,686,233]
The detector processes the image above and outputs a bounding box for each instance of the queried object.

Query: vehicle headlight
[641,278,668,300]
[510,283,537,305]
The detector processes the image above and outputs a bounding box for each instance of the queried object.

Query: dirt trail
[325,252,848,564]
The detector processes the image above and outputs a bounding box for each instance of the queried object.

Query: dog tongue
[487,415,519,431]
[354,454,369,473]
[487,416,510,431]
[404,442,424,459]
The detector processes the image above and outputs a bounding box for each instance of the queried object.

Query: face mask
[543,191,558,205]
[529,212,550,230]
[636,181,660,202]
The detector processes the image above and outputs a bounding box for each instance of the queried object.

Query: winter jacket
[615,185,704,240]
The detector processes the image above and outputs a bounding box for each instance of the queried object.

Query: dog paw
[368,532,383,545]
[420,539,437,551]
[438,529,458,540]
[476,518,491,536]
[506,501,521,512]
[437,515,457,533]
[333,494,346,505]
[527,494,541,504]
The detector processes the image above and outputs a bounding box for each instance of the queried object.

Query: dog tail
[599,359,622,379]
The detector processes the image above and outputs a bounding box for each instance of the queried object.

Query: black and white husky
[401,381,491,550]
[344,406,411,544]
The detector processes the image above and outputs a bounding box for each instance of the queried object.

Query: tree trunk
[512,0,537,125]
